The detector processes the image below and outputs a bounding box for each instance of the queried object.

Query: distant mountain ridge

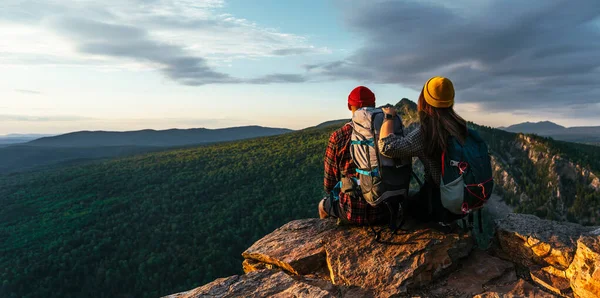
[0,126,293,174]
[25,126,293,148]
[0,134,53,146]
[500,121,600,144]
[503,121,566,133]
[0,133,53,138]
[312,119,350,129]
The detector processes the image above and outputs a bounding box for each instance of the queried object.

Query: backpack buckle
[450,160,460,167]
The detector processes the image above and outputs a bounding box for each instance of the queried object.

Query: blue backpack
[439,129,494,229]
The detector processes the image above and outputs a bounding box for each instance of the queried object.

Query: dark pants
[405,181,464,224]
[322,196,391,225]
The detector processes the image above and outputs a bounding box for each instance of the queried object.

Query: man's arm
[380,106,396,140]
[324,132,339,193]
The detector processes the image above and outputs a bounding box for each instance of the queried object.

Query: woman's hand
[382,106,397,117]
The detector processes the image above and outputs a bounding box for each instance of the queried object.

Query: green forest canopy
[0,125,333,298]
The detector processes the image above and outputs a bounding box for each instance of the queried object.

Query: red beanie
[348,86,375,110]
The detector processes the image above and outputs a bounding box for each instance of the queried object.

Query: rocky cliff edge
[164,213,600,298]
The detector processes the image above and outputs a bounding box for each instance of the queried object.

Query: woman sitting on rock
[379,76,469,224]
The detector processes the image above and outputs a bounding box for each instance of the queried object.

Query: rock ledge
[164,214,599,297]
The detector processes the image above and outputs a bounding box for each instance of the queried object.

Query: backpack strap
[411,171,424,187]
[384,200,400,233]
[477,209,483,233]
[366,218,383,241]
[441,150,446,176]
[356,168,380,177]
[330,181,343,202]
[467,212,474,231]
[427,186,433,217]
[351,138,375,147]
[365,197,405,243]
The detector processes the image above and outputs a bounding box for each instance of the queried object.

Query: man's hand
[382,105,397,117]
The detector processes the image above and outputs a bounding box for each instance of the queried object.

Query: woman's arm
[378,125,424,159]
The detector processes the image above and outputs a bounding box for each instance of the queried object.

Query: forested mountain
[312,119,349,128]
[1,100,599,298]
[0,126,329,298]
[477,127,600,223]
[0,145,165,174]
[26,126,292,147]
[0,126,292,174]
[501,121,600,144]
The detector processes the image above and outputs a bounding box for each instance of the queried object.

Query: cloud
[271,47,328,56]
[15,89,42,95]
[43,16,322,85]
[0,0,328,82]
[312,0,600,116]
[0,114,94,122]
[247,74,308,84]
[51,18,238,85]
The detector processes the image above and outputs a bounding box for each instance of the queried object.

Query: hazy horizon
[0,123,298,137]
[3,116,600,138]
[2,0,600,135]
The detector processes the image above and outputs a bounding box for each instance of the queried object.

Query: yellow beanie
[423,76,455,108]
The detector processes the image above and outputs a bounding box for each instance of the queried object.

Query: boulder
[242,219,333,275]
[324,225,472,296]
[566,235,600,298]
[496,213,600,298]
[441,250,516,296]
[243,219,472,296]
[495,213,594,270]
[163,269,334,298]
[530,266,572,297]
[475,279,558,298]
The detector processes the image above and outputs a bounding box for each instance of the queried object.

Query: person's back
[379,77,493,225]
[319,86,388,225]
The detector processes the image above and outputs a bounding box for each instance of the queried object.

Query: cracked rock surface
[164,214,599,297]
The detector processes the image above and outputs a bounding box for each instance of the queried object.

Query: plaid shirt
[379,127,441,186]
[324,123,388,225]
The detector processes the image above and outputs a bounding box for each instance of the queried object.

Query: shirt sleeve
[378,128,424,159]
[324,132,339,193]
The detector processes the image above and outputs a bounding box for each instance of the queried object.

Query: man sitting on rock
[318,86,389,224]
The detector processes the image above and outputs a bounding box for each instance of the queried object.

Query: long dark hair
[417,89,468,159]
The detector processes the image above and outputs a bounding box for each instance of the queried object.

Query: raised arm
[378,117,424,160]
[380,107,396,140]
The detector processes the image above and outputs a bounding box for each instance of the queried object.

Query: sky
[1,0,600,135]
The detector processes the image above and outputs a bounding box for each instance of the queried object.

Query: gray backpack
[349,107,412,231]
